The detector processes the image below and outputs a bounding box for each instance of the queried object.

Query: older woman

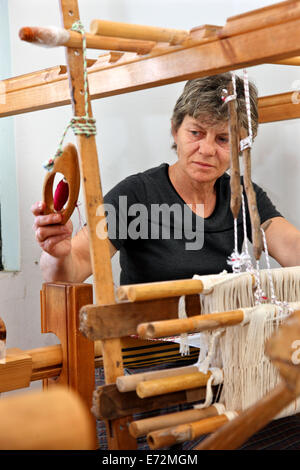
[32,73,300,283]
[32,73,300,450]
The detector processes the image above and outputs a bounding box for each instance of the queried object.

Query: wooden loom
[1,0,300,450]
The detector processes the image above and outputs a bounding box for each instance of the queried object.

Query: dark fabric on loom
[104,163,282,285]
[95,367,300,450]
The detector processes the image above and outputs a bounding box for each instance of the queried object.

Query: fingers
[35,223,71,243]
[31,200,73,257]
[33,213,62,229]
[31,201,46,216]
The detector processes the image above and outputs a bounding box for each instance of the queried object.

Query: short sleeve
[243,180,283,242]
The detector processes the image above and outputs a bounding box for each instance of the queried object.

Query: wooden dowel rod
[129,404,221,438]
[137,309,245,339]
[195,381,296,450]
[90,19,189,45]
[0,386,96,450]
[117,278,204,302]
[136,370,215,399]
[1,342,103,386]
[147,414,231,449]
[116,365,200,393]
[258,92,294,108]
[117,272,256,302]
[19,26,156,54]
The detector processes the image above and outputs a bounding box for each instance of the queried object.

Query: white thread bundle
[187,267,300,417]
[218,302,300,418]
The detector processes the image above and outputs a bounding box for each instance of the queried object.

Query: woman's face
[172,114,231,184]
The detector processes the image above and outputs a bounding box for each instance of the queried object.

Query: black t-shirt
[104,163,282,285]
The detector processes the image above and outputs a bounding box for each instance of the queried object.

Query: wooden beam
[79,295,200,341]
[92,382,207,420]
[220,0,300,38]
[3,15,300,118]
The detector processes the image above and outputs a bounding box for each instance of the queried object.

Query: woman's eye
[217,136,229,145]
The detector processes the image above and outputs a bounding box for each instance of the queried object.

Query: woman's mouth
[193,162,214,168]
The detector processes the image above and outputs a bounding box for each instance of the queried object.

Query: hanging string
[240,69,253,151]
[261,227,293,315]
[43,20,96,171]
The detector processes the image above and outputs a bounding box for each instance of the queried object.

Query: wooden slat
[220,0,300,38]
[79,295,200,340]
[2,15,300,117]
[92,383,208,420]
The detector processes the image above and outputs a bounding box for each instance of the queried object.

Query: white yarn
[223,411,239,421]
[178,296,190,356]
[212,403,226,415]
[36,26,70,47]
[190,266,300,418]
[193,367,223,410]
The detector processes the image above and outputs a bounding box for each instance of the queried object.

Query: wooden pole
[241,127,263,260]
[147,414,233,449]
[195,381,295,450]
[59,0,136,450]
[129,405,221,438]
[117,278,204,301]
[137,309,245,339]
[19,26,156,54]
[116,364,200,393]
[136,370,216,398]
[0,386,96,450]
[227,80,241,219]
[90,19,189,45]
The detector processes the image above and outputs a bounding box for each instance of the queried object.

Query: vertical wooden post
[41,282,97,447]
[58,0,136,449]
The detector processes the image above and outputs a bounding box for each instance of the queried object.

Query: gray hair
[171,73,258,149]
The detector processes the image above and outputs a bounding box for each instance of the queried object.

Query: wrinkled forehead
[185,114,229,132]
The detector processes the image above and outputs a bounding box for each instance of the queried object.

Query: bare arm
[264,217,300,266]
[32,201,117,283]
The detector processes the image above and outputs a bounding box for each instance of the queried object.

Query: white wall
[1,0,300,393]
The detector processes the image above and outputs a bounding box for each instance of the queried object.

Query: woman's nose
[198,137,216,156]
